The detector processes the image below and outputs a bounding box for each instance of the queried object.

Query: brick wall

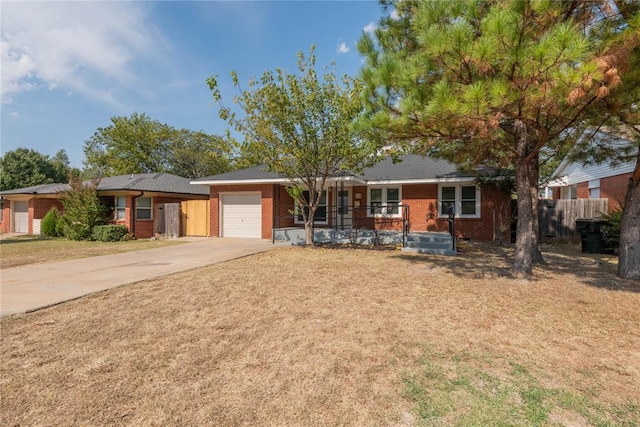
[209,184,274,239]
[601,172,631,211]
[33,198,63,220]
[0,204,9,233]
[576,182,589,199]
[231,183,511,242]
[134,219,154,239]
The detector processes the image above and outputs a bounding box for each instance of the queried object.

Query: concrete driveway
[1,238,279,317]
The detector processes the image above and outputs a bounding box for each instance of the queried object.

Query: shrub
[59,175,108,240]
[55,216,65,237]
[41,207,61,237]
[600,208,621,253]
[92,225,131,242]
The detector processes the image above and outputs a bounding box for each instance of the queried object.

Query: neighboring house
[191,155,511,243]
[543,157,633,212]
[0,173,210,238]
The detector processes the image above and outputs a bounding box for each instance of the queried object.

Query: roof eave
[191,178,291,186]
[366,177,476,185]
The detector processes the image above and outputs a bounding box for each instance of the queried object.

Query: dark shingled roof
[0,183,70,195]
[361,155,471,181]
[192,165,284,182]
[193,155,483,183]
[1,173,209,196]
[97,173,209,194]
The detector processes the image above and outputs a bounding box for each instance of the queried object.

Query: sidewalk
[1,238,280,317]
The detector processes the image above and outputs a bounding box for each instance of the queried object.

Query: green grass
[0,235,184,269]
[403,347,639,426]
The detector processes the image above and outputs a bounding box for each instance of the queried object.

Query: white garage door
[14,201,29,233]
[221,193,262,238]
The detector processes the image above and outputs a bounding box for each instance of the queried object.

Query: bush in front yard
[92,225,131,242]
[41,207,61,237]
[59,174,108,240]
[600,208,621,253]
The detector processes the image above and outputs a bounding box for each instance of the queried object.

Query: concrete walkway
[1,238,279,317]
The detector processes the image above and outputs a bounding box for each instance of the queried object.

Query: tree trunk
[304,205,318,246]
[304,221,315,246]
[513,120,534,277]
[618,157,640,280]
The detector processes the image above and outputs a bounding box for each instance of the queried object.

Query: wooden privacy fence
[153,200,210,238]
[181,200,210,237]
[539,199,608,244]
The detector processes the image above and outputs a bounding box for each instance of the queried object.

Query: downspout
[272,184,277,244]
[131,191,144,239]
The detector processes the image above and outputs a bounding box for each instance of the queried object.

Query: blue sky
[1,1,387,168]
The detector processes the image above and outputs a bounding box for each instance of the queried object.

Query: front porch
[273,227,457,255]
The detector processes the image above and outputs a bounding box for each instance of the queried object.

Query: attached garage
[13,201,29,233]
[220,192,262,238]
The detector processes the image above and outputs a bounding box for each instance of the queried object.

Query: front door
[336,189,352,229]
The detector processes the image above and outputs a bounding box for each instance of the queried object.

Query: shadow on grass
[391,242,639,292]
[0,236,48,245]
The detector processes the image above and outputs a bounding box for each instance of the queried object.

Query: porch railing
[273,204,411,246]
[448,205,456,252]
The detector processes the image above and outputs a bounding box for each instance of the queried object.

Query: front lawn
[0,235,184,269]
[1,244,638,425]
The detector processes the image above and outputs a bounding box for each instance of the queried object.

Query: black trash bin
[575,218,608,253]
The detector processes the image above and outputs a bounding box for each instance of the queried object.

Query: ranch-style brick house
[0,173,210,238]
[191,155,512,246]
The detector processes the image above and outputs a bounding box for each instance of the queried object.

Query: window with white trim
[368,187,401,217]
[588,179,600,199]
[136,197,152,220]
[438,184,480,218]
[115,196,126,220]
[295,190,327,224]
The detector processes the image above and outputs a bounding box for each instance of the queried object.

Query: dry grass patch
[0,235,184,269]
[1,244,639,426]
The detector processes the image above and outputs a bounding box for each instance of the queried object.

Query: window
[0,199,3,222]
[115,196,126,220]
[439,185,480,218]
[570,184,578,200]
[368,187,401,217]
[295,190,327,224]
[136,197,152,220]
[588,179,600,199]
[440,186,455,216]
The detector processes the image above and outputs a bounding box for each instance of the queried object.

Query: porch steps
[401,232,457,256]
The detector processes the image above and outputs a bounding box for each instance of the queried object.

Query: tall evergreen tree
[358,0,637,277]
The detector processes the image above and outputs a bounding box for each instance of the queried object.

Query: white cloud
[1,2,166,105]
[9,112,19,118]
[390,9,400,20]
[363,22,377,34]
[337,41,350,54]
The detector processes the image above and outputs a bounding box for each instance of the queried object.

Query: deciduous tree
[208,47,371,245]
[0,148,71,191]
[83,113,234,179]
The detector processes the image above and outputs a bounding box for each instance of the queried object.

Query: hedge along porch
[0,173,210,239]
[192,155,512,243]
